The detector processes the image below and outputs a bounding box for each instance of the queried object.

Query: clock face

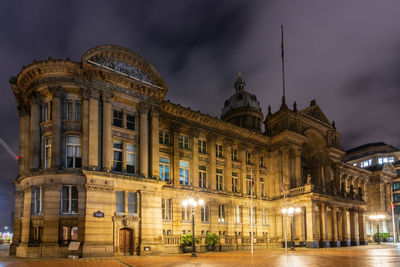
[88,57,153,85]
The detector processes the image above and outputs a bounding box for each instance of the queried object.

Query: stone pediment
[301,104,331,125]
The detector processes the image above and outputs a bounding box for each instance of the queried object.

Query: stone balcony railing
[163,235,271,246]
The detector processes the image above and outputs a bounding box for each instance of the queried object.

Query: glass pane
[126,165,135,174]
[113,142,122,149]
[179,161,189,168]
[160,157,170,164]
[71,226,78,241]
[71,199,78,213]
[126,144,135,152]
[128,192,137,214]
[126,153,134,164]
[62,199,69,213]
[75,146,80,157]
[116,191,125,213]
[71,186,78,200]
[67,146,73,156]
[67,136,80,144]
[75,157,82,168]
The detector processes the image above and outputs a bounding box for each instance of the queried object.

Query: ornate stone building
[9,45,396,258]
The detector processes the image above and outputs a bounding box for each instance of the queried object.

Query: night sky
[0,0,399,228]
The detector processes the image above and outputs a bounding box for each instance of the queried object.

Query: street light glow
[281,208,287,214]
[198,199,204,205]
[295,208,301,213]
[182,200,188,207]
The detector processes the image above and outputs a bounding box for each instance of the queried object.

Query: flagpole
[281,25,286,107]
[251,169,254,255]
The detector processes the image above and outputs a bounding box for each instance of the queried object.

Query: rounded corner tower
[221,73,263,132]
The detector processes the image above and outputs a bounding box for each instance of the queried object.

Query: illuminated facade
[9,45,396,258]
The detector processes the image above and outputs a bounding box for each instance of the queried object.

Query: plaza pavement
[1,243,400,267]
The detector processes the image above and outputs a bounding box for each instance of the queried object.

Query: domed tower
[221,73,263,132]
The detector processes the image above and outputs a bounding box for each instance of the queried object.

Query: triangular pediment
[301,104,331,125]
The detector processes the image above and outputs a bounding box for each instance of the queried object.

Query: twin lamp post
[182,197,204,257]
[281,207,301,251]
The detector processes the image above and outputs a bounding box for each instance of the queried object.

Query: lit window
[126,113,135,130]
[260,178,265,197]
[378,157,395,164]
[260,156,265,167]
[216,169,223,191]
[249,207,256,226]
[115,191,125,215]
[201,204,209,222]
[179,160,189,185]
[198,139,207,154]
[218,204,226,223]
[182,205,191,221]
[43,103,49,122]
[66,101,72,120]
[126,144,135,174]
[31,186,42,215]
[231,148,238,161]
[112,141,123,172]
[179,134,189,149]
[234,205,241,224]
[216,144,223,158]
[61,185,78,214]
[71,226,78,241]
[128,192,137,215]
[262,209,268,225]
[360,159,372,168]
[162,198,172,220]
[113,110,123,127]
[199,165,207,188]
[232,172,239,193]
[353,163,357,166]
[66,136,81,168]
[159,130,170,145]
[60,226,78,246]
[159,157,170,182]
[44,137,52,169]
[393,183,400,191]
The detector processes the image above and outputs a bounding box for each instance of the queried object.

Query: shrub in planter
[205,233,220,251]
[180,234,200,253]
[373,232,390,242]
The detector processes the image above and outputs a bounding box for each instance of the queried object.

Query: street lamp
[282,207,301,251]
[369,214,386,244]
[182,197,204,257]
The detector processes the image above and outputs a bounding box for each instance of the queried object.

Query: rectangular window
[260,156,265,167]
[66,136,81,168]
[262,209,268,225]
[126,143,135,174]
[249,207,256,225]
[113,141,123,172]
[116,191,125,215]
[159,130,170,145]
[234,205,241,224]
[394,194,400,203]
[260,178,265,197]
[179,160,189,185]
[216,169,223,191]
[179,134,189,149]
[231,148,238,161]
[75,102,81,121]
[128,192,137,215]
[71,226,78,241]
[159,157,170,182]
[246,152,251,164]
[218,204,225,223]
[198,140,207,154]
[162,198,172,220]
[43,103,49,122]
[394,182,400,191]
[379,157,395,164]
[31,186,42,215]
[113,109,123,127]
[182,206,191,221]
[216,144,223,158]
[232,172,239,193]
[246,175,253,195]
[201,205,209,222]
[66,101,72,120]
[199,165,207,188]
[44,137,52,169]
[126,113,135,130]
[61,185,78,214]
[361,159,372,168]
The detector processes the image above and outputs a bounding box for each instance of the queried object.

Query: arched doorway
[119,228,133,255]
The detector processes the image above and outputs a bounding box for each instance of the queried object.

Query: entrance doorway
[119,228,133,255]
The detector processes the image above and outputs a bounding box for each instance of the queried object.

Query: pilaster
[350,209,359,246]
[150,107,160,178]
[29,98,41,169]
[88,90,99,169]
[102,93,112,171]
[139,103,149,177]
[50,87,63,169]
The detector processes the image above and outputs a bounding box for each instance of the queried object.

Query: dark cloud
[0,0,399,227]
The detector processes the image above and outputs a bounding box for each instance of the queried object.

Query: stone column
[50,87,62,169]
[293,147,302,187]
[358,210,367,245]
[319,203,329,247]
[10,190,23,255]
[17,107,29,175]
[102,94,112,171]
[299,207,306,242]
[82,91,89,167]
[88,90,99,169]
[254,150,260,198]
[208,134,217,190]
[350,210,359,246]
[150,107,160,179]
[239,146,247,195]
[29,98,41,169]
[281,148,290,191]
[172,124,180,186]
[330,206,339,247]
[191,130,199,187]
[225,139,232,192]
[305,203,318,248]
[340,208,350,246]
[139,103,149,177]
[17,188,32,257]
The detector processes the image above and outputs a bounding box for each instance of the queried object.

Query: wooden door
[119,228,133,255]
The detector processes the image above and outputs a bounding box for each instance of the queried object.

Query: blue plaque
[94,211,104,218]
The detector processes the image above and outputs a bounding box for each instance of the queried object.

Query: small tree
[205,233,220,247]
[180,233,199,247]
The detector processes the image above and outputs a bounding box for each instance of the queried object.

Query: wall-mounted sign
[93,210,104,218]
[144,246,151,251]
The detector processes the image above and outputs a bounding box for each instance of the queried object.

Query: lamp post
[182,197,204,257]
[369,214,385,244]
[282,207,301,251]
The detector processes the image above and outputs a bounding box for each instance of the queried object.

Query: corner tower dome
[221,73,263,132]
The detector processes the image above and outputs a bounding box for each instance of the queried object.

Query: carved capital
[101,92,113,103]
[89,88,100,99]
[207,133,217,142]
[85,184,114,192]
[139,102,151,114]
[150,105,160,117]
